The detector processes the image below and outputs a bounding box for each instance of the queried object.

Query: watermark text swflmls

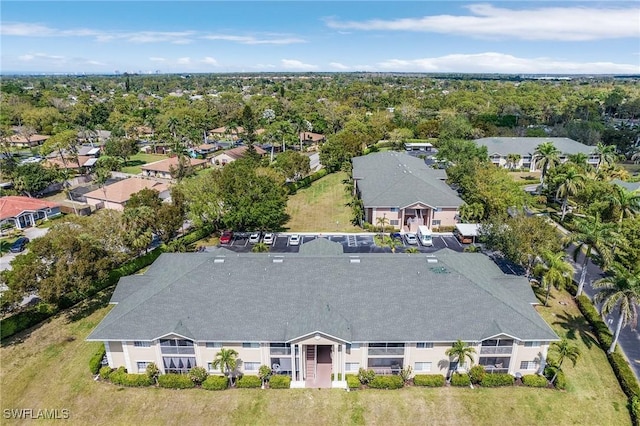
[3,408,70,420]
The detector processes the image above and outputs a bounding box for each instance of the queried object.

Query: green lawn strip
[120,153,167,175]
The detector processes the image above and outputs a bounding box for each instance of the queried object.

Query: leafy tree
[533,250,575,306]
[554,167,586,221]
[445,340,476,370]
[41,129,79,170]
[178,171,223,228]
[435,139,487,166]
[212,348,239,388]
[547,338,580,385]
[272,151,310,181]
[593,263,640,354]
[122,206,154,255]
[505,153,522,170]
[0,240,11,257]
[94,155,122,172]
[11,163,59,197]
[127,188,163,210]
[458,202,484,223]
[258,365,272,388]
[534,142,560,184]
[104,136,138,166]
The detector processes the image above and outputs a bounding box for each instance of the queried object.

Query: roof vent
[427,258,438,264]
[273,258,284,263]
[214,258,225,264]
[349,257,361,264]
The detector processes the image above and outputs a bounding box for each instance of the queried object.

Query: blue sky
[1,1,639,74]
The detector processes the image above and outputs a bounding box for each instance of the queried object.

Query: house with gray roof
[88,248,558,389]
[352,152,463,232]
[612,179,640,193]
[474,137,599,171]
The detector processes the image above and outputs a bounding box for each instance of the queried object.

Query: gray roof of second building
[612,179,640,193]
[352,152,463,208]
[474,137,595,157]
[87,249,557,343]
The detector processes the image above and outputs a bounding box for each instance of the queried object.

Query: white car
[288,234,301,246]
[405,233,418,245]
[249,232,261,244]
[262,233,275,245]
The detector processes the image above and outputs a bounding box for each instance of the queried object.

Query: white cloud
[325,4,640,41]
[149,57,166,62]
[177,57,191,65]
[281,59,318,70]
[376,52,640,74]
[18,54,35,61]
[201,57,219,65]
[202,34,305,45]
[86,60,106,66]
[329,62,349,70]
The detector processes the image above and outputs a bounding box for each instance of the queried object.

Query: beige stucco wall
[432,208,458,228]
[370,208,402,228]
[108,341,125,369]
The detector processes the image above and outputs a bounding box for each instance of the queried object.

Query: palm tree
[212,348,239,387]
[593,263,640,354]
[375,215,389,235]
[555,167,586,221]
[547,338,580,385]
[404,247,419,254]
[0,240,10,257]
[571,216,619,296]
[534,250,575,306]
[252,242,270,253]
[534,142,561,185]
[567,152,589,168]
[445,339,476,371]
[606,185,640,225]
[506,153,521,170]
[594,142,618,170]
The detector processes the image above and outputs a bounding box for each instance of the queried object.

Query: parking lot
[219,232,467,254]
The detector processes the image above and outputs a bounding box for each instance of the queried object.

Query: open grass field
[120,153,167,175]
[0,284,631,425]
[508,170,542,185]
[285,171,360,233]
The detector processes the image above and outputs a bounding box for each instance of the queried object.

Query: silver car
[405,233,418,245]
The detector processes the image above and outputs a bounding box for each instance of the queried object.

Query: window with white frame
[390,220,399,226]
[137,361,151,372]
[207,362,215,373]
[134,341,151,347]
[414,362,432,372]
[350,343,360,350]
[206,342,223,348]
[520,361,539,370]
[345,362,360,372]
[432,220,441,226]
[524,341,541,348]
[416,342,434,349]
[244,362,261,371]
[390,208,399,212]
[242,342,260,349]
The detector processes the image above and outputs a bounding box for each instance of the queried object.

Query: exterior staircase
[306,346,316,380]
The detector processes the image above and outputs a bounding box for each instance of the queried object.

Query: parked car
[219,231,233,244]
[262,233,275,245]
[10,237,30,253]
[249,232,261,244]
[404,233,418,245]
[288,234,301,246]
[391,232,403,242]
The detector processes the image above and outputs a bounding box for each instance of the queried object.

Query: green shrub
[480,373,514,387]
[202,375,228,391]
[236,375,262,388]
[608,352,640,398]
[89,344,106,375]
[146,362,160,382]
[522,374,548,388]
[158,374,196,389]
[630,396,639,426]
[544,366,566,390]
[399,366,413,383]
[346,374,360,390]
[368,375,404,390]
[269,375,291,389]
[357,368,376,385]
[469,365,486,384]
[109,370,153,387]
[188,366,208,385]
[576,295,613,351]
[450,373,471,387]
[330,373,343,381]
[99,366,112,380]
[413,374,445,387]
[0,303,56,340]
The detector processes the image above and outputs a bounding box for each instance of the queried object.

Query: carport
[454,223,480,244]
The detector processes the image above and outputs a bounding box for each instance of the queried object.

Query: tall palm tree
[375,215,389,235]
[594,142,618,170]
[571,216,619,296]
[606,185,640,225]
[534,250,575,306]
[567,152,589,168]
[555,167,586,221]
[534,142,561,185]
[548,338,580,385]
[0,240,10,257]
[445,339,476,371]
[506,153,521,170]
[212,348,239,387]
[593,263,640,354]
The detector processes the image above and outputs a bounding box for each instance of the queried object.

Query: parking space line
[441,236,448,247]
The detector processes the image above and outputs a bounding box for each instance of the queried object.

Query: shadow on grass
[0,318,51,348]
[123,159,145,168]
[66,288,114,323]
[552,312,598,349]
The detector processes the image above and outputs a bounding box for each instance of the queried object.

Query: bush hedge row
[158,374,196,389]
[450,373,471,387]
[576,295,613,351]
[286,169,328,194]
[269,375,291,389]
[522,374,548,388]
[480,373,514,387]
[413,374,445,387]
[89,344,106,375]
[202,375,228,391]
[109,368,154,387]
[236,375,262,388]
[368,375,404,390]
[346,374,360,390]
[608,352,640,399]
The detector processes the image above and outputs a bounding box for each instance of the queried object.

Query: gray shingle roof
[474,137,595,157]
[298,238,344,255]
[352,152,463,208]
[87,249,558,343]
[612,179,640,193]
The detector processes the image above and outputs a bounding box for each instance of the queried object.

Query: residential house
[6,133,50,148]
[193,143,218,156]
[352,152,463,232]
[87,247,558,388]
[84,177,169,211]
[612,179,640,193]
[141,157,208,180]
[212,145,267,166]
[0,196,61,229]
[299,132,326,150]
[209,126,265,141]
[473,137,599,171]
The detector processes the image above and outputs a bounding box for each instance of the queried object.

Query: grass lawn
[120,153,167,175]
[0,285,631,425]
[509,171,542,185]
[285,171,360,233]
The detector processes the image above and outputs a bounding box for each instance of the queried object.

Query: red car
[219,231,233,244]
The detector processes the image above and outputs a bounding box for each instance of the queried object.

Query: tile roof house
[352,152,464,232]
[87,248,558,388]
[6,133,50,148]
[473,137,599,171]
[0,196,61,229]
[212,145,267,166]
[84,177,169,211]
[141,157,208,180]
[209,126,265,141]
